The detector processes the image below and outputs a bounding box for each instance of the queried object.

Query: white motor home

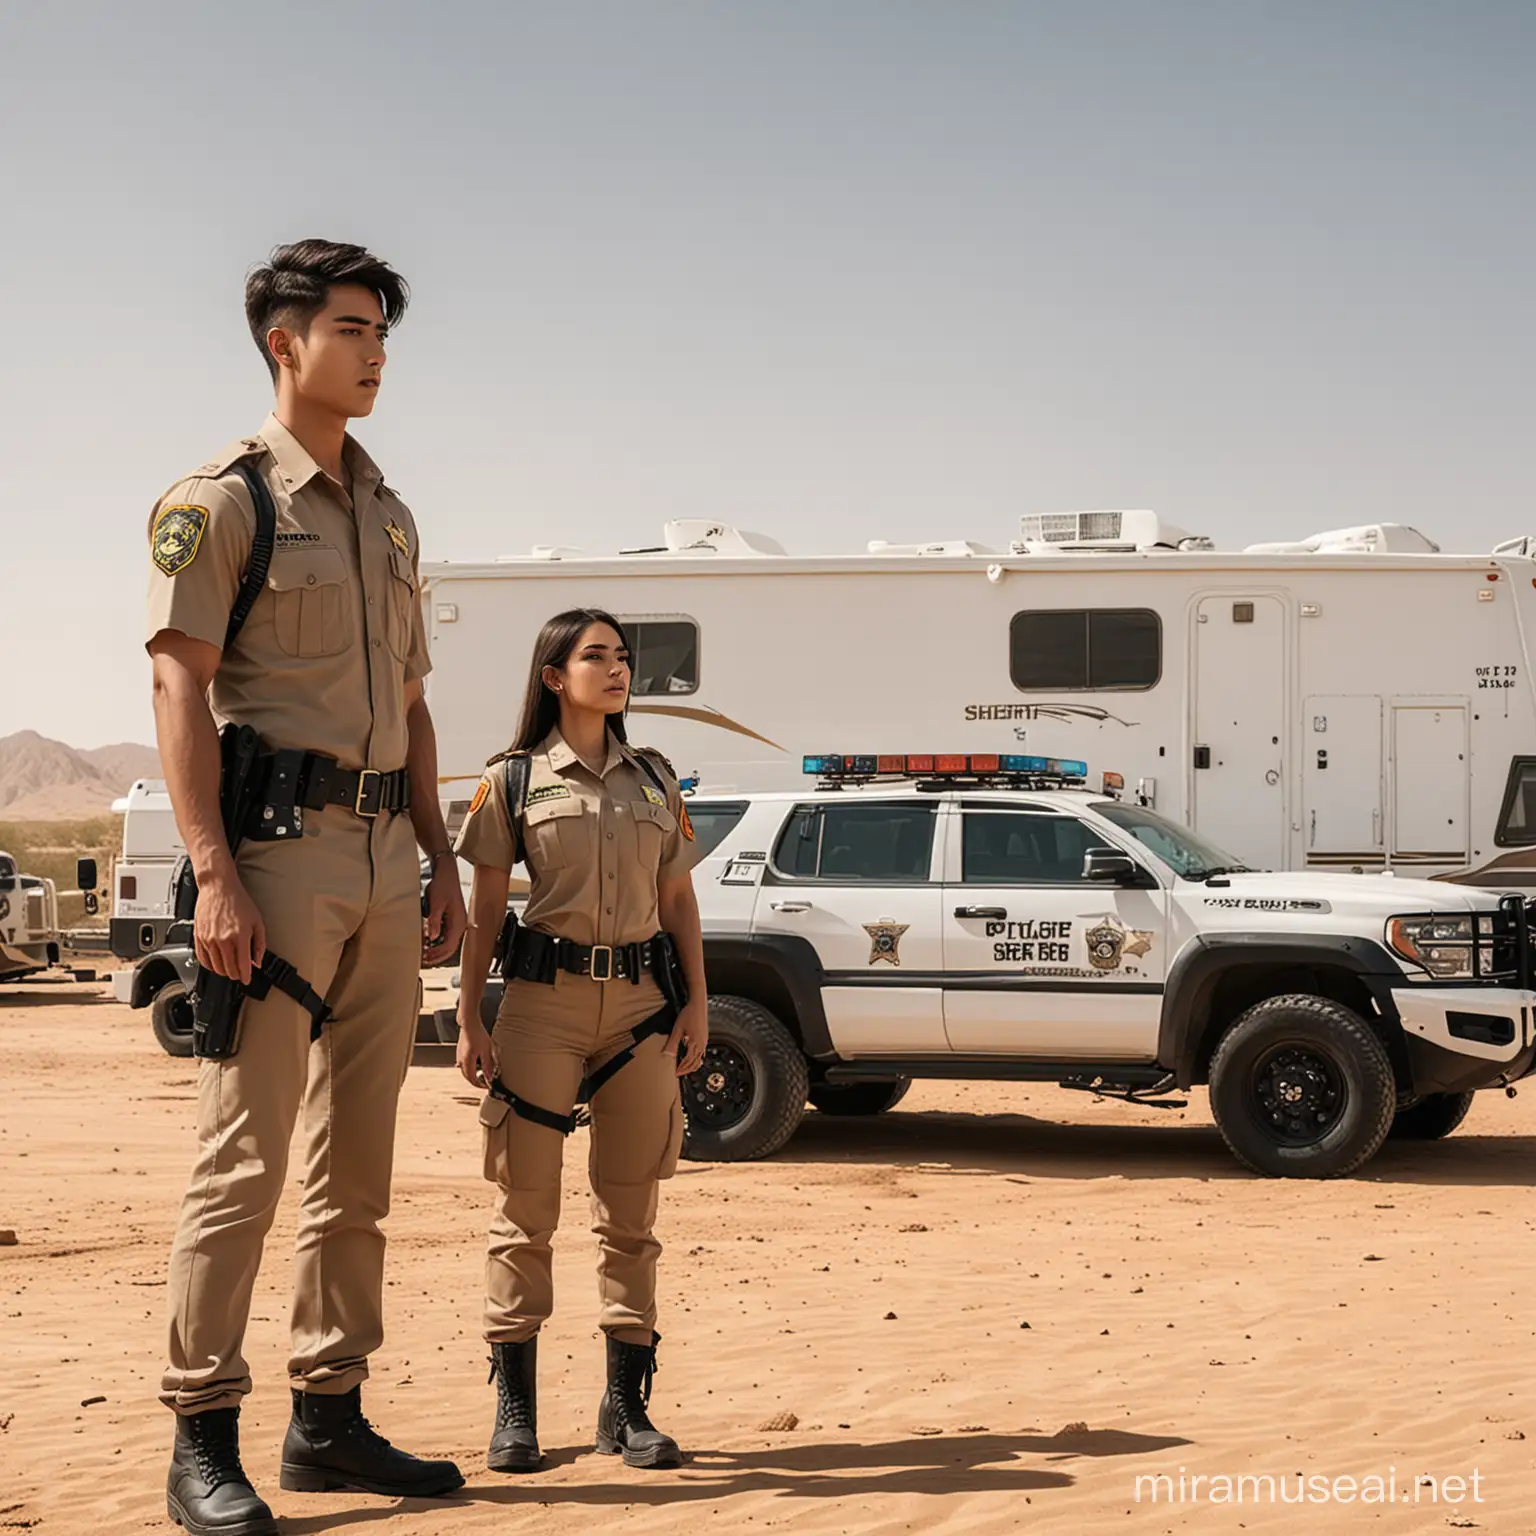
[107,779,183,960]
[421,513,1536,888]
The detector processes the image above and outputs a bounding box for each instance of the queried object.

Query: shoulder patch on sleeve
[678,802,696,841]
[467,778,490,817]
[151,505,209,576]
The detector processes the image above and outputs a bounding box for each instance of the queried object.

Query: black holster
[655,933,690,1012]
[182,723,330,1059]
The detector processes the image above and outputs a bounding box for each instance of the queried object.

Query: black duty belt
[247,749,411,838]
[507,926,664,986]
[488,1006,676,1136]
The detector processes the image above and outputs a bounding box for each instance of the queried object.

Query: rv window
[622,618,700,697]
[682,801,749,858]
[1009,609,1161,692]
[961,811,1113,885]
[1495,758,1536,846]
[772,802,936,882]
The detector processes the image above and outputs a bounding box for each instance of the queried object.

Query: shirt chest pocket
[267,547,351,658]
[523,793,585,873]
[628,799,678,871]
[385,547,418,661]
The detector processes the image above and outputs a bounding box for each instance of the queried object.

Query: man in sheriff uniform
[146,240,467,1535]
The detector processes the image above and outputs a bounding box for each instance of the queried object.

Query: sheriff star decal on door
[864,922,909,966]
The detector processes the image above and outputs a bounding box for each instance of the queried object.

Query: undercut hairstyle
[244,239,410,380]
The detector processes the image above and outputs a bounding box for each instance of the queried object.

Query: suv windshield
[1090,801,1250,880]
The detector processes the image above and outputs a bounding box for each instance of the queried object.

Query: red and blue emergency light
[802,753,1091,782]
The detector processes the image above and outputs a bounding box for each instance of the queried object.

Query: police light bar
[803,753,1090,784]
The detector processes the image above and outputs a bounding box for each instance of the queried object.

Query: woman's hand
[667,1000,709,1078]
[457,1012,497,1089]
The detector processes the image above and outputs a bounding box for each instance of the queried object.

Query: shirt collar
[542,725,625,779]
[259,413,384,493]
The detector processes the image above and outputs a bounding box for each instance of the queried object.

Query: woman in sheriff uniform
[453,607,707,1474]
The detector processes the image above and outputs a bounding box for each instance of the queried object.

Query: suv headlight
[1386,914,1490,979]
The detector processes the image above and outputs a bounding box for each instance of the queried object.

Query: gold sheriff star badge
[863,922,909,966]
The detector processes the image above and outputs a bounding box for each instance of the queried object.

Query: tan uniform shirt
[455,728,699,948]
[144,413,429,770]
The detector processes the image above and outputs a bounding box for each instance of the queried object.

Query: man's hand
[423,860,468,965]
[667,1000,709,1077]
[194,868,266,984]
[456,1012,497,1088]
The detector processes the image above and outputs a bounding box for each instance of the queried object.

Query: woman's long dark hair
[508,608,632,754]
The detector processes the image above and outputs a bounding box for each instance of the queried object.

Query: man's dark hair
[244,239,410,380]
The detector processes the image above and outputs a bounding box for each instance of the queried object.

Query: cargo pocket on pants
[657,1091,684,1180]
[479,1092,512,1185]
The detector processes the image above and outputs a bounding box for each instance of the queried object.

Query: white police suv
[676,753,1536,1178]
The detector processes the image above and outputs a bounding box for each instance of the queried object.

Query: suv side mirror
[76,857,98,892]
[1083,848,1146,885]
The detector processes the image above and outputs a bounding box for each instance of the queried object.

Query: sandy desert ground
[1,973,1532,1534]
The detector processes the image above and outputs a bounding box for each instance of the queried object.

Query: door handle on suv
[771,901,813,913]
[954,905,1007,919]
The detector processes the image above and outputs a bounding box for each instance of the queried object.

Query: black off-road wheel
[681,995,808,1162]
[150,978,196,1058]
[808,1078,912,1117]
[1388,1090,1476,1141]
[1208,994,1396,1178]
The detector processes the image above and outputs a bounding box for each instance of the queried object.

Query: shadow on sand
[275,1427,1191,1528]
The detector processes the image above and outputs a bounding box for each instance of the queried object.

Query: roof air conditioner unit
[1012,509,1199,554]
[1244,523,1440,556]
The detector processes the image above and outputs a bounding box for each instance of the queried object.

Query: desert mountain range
[0,731,161,820]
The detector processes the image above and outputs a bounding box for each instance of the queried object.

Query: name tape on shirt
[151,505,209,576]
[526,783,573,807]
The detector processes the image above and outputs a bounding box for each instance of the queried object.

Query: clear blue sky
[1,1,1531,745]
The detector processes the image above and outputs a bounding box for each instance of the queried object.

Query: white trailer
[107,779,183,960]
[0,851,61,980]
[421,513,1536,889]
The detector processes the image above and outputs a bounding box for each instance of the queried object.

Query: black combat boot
[166,1407,278,1536]
[595,1332,681,1469]
[279,1387,464,1497]
[487,1337,543,1472]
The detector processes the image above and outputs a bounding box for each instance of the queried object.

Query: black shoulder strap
[224,459,276,651]
[501,753,532,866]
[631,747,674,802]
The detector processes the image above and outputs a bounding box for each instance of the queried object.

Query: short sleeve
[653,763,703,883]
[454,765,519,870]
[144,476,253,653]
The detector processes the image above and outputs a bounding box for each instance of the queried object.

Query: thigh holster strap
[246,952,333,1041]
[488,1075,581,1136]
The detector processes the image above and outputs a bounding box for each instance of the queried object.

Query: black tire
[433,1008,460,1045]
[1207,993,1396,1178]
[150,978,196,1058]
[681,995,808,1162]
[808,1077,912,1116]
[1388,1090,1475,1141]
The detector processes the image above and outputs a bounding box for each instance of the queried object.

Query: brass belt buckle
[589,945,614,983]
[354,769,383,818]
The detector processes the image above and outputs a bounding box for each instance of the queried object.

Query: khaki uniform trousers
[480,970,685,1348]
[160,809,421,1414]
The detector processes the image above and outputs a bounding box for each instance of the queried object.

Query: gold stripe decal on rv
[628,703,786,751]
[437,703,785,784]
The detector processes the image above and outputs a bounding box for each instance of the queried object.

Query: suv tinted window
[683,801,749,858]
[1010,609,1161,691]
[773,802,935,881]
[962,811,1113,884]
